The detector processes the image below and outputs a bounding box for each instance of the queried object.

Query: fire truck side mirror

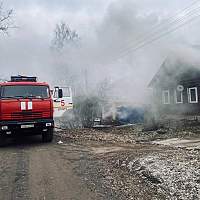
[58,89,63,98]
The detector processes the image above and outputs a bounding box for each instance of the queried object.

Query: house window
[188,87,198,103]
[162,90,170,104]
[174,90,183,104]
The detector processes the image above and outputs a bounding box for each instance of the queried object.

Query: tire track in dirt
[11,147,30,200]
[0,149,17,200]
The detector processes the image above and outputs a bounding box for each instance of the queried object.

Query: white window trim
[188,87,198,103]
[174,90,183,104]
[162,90,170,104]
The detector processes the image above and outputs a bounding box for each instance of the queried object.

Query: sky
[1,0,200,104]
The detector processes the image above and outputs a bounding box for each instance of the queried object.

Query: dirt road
[0,128,200,200]
[0,136,101,200]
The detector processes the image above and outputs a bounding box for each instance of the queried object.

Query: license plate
[21,124,34,129]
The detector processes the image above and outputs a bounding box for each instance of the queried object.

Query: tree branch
[0,2,14,34]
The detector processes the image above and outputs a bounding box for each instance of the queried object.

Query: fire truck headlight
[1,126,8,130]
[46,123,52,127]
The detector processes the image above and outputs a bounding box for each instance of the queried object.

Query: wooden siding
[155,79,200,115]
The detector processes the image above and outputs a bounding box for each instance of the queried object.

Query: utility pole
[84,68,88,95]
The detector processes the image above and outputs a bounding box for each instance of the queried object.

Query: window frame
[174,89,183,104]
[188,87,198,103]
[53,87,59,98]
[162,90,170,104]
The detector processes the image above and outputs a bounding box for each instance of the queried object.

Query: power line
[110,4,200,63]
[105,1,200,65]
[117,4,200,56]
[116,7,200,60]
[117,0,200,51]
[121,12,200,58]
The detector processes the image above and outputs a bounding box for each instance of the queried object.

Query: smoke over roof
[1,0,200,104]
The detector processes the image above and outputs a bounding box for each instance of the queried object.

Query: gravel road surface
[0,127,200,200]
[0,136,101,200]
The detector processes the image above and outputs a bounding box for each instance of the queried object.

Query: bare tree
[52,21,79,50]
[97,78,112,99]
[0,2,14,34]
[73,96,102,128]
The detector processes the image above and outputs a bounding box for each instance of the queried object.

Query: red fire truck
[0,76,63,146]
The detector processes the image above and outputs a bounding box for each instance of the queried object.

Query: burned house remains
[149,55,200,116]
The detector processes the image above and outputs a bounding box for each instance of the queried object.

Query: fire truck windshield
[0,85,50,99]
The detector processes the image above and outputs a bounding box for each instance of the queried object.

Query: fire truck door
[53,86,73,118]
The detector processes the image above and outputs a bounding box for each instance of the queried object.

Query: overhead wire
[104,1,200,65]
[110,5,200,63]
[117,7,200,59]
[117,0,200,51]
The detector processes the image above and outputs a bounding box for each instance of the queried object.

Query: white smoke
[1,0,200,105]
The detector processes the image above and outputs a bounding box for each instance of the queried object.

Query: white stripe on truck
[21,102,26,110]
[28,102,32,110]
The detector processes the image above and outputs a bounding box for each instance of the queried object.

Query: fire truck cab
[0,76,58,146]
[53,86,73,118]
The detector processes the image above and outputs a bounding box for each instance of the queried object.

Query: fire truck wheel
[42,128,53,143]
[0,134,6,147]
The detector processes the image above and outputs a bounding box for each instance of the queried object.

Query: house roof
[149,47,200,88]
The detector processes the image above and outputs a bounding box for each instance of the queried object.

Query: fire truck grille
[11,111,43,120]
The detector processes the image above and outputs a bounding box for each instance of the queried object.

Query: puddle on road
[153,138,200,149]
[91,146,125,154]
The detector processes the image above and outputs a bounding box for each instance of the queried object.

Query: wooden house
[149,56,200,116]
